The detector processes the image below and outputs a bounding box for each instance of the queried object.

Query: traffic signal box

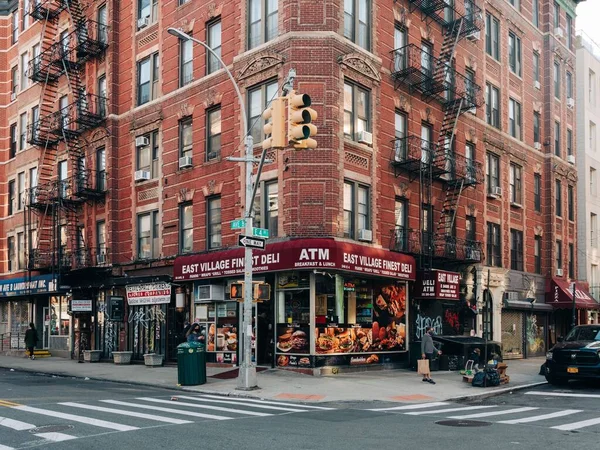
[262,97,287,149]
[287,90,318,149]
[229,282,271,302]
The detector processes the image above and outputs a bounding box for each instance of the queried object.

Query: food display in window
[276,325,309,354]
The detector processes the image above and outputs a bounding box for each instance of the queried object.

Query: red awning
[547,278,599,309]
[173,238,416,281]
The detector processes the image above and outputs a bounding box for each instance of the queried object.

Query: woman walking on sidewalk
[421,326,442,384]
[24,323,38,360]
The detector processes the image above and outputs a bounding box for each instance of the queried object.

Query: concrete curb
[447,381,548,402]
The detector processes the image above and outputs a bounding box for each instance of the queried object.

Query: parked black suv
[545,325,600,385]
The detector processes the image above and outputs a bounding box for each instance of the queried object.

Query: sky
[577,1,600,46]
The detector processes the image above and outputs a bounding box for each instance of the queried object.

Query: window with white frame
[137,210,159,259]
[590,122,596,152]
[179,117,193,160]
[508,32,521,76]
[207,196,222,249]
[17,172,24,210]
[20,52,28,91]
[344,0,371,50]
[136,131,159,178]
[509,98,521,140]
[137,52,159,105]
[180,37,193,87]
[509,163,522,205]
[19,112,27,151]
[179,202,193,253]
[533,112,540,145]
[253,180,279,236]
[206,107,221,161]
[248,0,278,50]
[12,10,18,44]
[486,83,500,128]
[248,80,278,145]
[486,153,500,193]
[207,19,222,75]
[343,81,371,141]
[344,180,370,240]
[137,0,158,29]
[485,13,500,60]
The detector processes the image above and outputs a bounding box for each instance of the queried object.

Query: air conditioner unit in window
[137,17,150,29]
[357,229,373,242]
[135,136,149,147]
[556,268,564,277]
[134,170,150,181]
[555,28,564,38]
[466,247,481,261]
[196,284,225,301]
[567,98,575,108]
[466,31,480,42]
[10,92,16,101]
[179,156,193,169]
[488,186,502,198]
[567,155,576,164]
[357,131,373,146]
[534,81,541,90]
[534,142,542,150]
[96,253,106,265]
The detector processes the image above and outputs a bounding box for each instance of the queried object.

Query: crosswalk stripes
[160,396,314,413]
[99,399,235,421]
[498,409,583,425]
[197,395,335,410]
[0,417,36,431]
[0,444,14,450]
[447,407,539,419]
[551,417,600,431]
[367,402,450,412]
[33,432,76,442]
[405,405,496,416]
[59,402,194,425]
[135,397,273,417]
[526,391,600,399]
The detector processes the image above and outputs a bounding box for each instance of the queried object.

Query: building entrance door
[42,306,50,349]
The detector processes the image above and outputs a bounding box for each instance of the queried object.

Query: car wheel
[545,374,568,385]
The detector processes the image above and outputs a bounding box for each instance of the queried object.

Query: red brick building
[0,0,589,369]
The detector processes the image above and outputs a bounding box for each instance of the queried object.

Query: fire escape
[25,0,108,278]
[390,0,484,269]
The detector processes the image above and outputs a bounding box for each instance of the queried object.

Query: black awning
[504,300,554,312]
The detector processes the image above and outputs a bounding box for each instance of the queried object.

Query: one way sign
[238,235,266,249]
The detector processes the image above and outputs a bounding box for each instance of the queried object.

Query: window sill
[510,202,523,209]
[344,137,373,152]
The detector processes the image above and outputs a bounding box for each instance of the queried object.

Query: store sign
[416,270,460,300]
[0,275,57,297]
[174,239,416,281]
[125,282,171,306]
[71,299,93,312]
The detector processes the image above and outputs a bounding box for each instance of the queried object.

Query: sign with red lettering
[126,282,171,306]
[415,270,460,300]
[173,239,416,281]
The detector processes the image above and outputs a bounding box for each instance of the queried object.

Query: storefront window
[275,272,310,365]
[0,302,8,335]
[50,296,70,336]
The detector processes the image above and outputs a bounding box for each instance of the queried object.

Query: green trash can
[177,342,207,386]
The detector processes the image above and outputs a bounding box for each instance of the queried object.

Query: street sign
[252,227,269,238]
[230,219,246,229]
[238,235,266,249]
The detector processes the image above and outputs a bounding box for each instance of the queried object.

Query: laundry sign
[125,282,171,306]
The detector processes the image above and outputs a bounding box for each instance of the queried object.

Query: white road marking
[0,417,36,431]
[368,402,450,412]
[12,405,138,432]
[0,444,14,450]
[499,409,583,424]
[406,405,496,416]
[34,432,77,442]
[60,402,193,425]
[448,407,539,419]
[526,391,600,399]
[551,417,600,431]
[137,397,272,417]
[100,400,231,421]
[169,396,306,412]
[197,395,334,410]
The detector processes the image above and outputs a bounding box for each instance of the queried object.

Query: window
[179,117,193,159]
[591,167,597,196]
[248,80,278,145]
[554,62,560,99]
[567,129,573,157]
[11,66,18,97]
[96,147,106,191]
[179,0,190,5]
[253,180,279,236]
[12,10,18,44]
[555,121,561,157]
[486,83,500,128]
[511,229,524,271]
[344,180,370,239]
[137,210,159,259]
[136,131,159,178]
[137,0,158,29]
[59,95,68,129]
[98,75,107,117]
[20,52,29,91]
[590,70,596,105]
[9,124,17,159]
[553,2,560,29]
[568,185,574,221]
[58,160,67,198]
[19,113,27,151]
[394,198,408,251]
[509,0,520,9]
[137,52,159,105]
[487,222,501,267]
[207,196,222,249]
[206,19,222,75]
[344,81,370,141]
[22,0,29,29]
[17,172,24,210]
[393,26,407,72]
[556,240,562,274]
[344,0,371,50]
[393,111,407,161]
[29,167,37,204]
[97,221,106,258]
[533,112,540,144]
[466,216,476,243]
[98,5,108,44]
[510,163,522,205]
[421,123,433,163]
[533,52,539,83]
[8,180,15,216]
[534,174,541,212]
[7,236,14,272]
[248,0,278,49]
[534,236,542,274]
[31,106,39,142]
[179,37,193,87]
[509,98,521,139]
[566,72,572,99]
[508,32,521,76]
[592,213,598,247]
[569,243,574,279]
[465,142,475,182]
[17,232,24,270]
[179,202,193,253]
[486,153,500,193]
[590,122,596,152]
[422,203,433,252]
[485,13,500,60]
[555,179,562,217]
[207,107,221,161]
[532,0,539,28]
[465,69,476,106]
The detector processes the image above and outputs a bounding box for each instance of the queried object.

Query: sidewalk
[0,355,546,403]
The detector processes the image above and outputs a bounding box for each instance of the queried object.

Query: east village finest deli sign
[174,239,416,281]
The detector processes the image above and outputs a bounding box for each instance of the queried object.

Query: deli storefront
[174,238,416,373]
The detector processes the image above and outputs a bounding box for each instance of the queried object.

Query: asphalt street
[1,368,599,449]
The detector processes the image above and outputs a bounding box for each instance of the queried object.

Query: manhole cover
[30,425,74,433]
[436,419,492,427]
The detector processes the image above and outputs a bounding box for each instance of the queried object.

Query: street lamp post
[167,27,257,389]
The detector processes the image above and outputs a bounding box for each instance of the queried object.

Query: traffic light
[287,90,317,149]
[230,282,243,299]
[254,283,271,301]
[262,97,287,149]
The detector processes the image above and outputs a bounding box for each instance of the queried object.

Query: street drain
[29,425,74,434]
[436,419,492,427]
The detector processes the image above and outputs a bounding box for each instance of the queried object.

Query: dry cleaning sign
[125,282,171,306]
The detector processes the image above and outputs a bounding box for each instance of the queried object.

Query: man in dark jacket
[421,326,442,384]
[24,323,38,360]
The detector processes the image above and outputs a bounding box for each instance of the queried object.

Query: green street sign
[230,219,246,229]
[252,227,269,238]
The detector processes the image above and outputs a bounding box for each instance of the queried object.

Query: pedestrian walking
[24,323,38,360]
[421,326,442,384]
